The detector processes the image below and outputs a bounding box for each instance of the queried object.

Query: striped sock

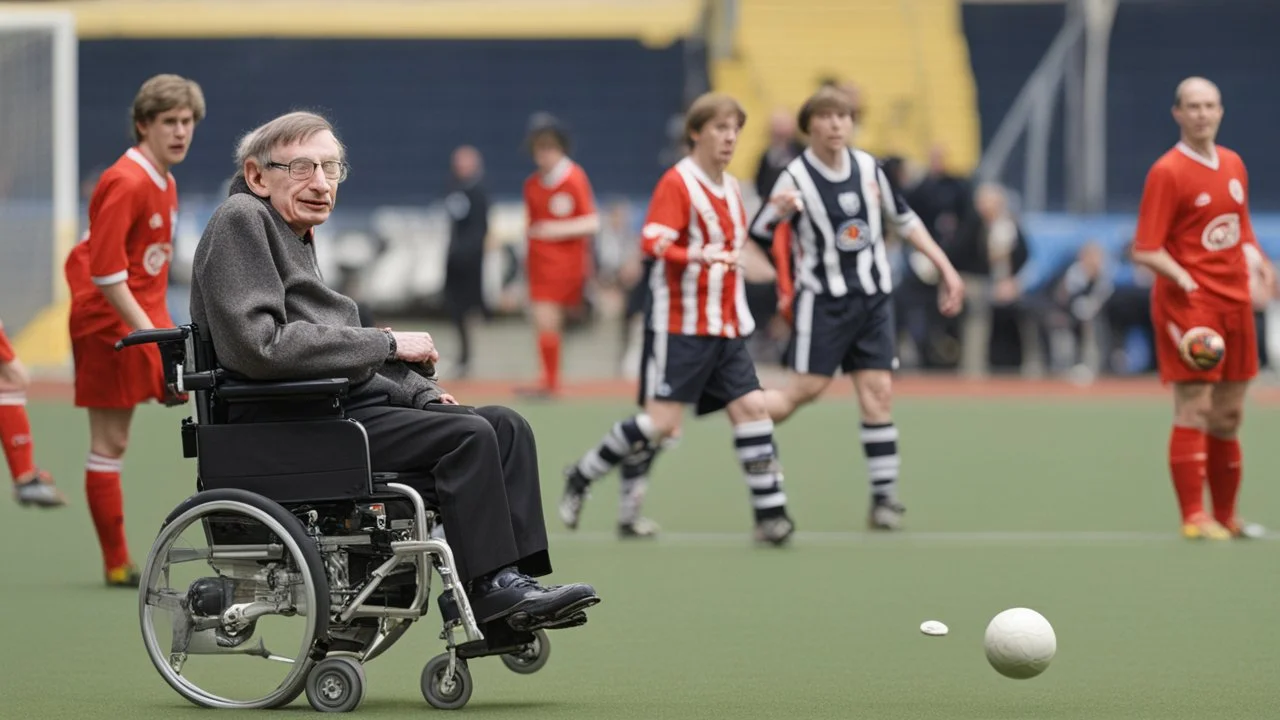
[618,445,661,524]
[861,422,900,503]
[734,419,787,520]
[572,414,658,490]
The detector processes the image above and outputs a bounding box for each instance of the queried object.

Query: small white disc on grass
[919,620,949,636]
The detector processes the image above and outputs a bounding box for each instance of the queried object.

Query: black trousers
[346,403,551,585]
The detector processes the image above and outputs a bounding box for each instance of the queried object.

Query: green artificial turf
[2,394,1277,719]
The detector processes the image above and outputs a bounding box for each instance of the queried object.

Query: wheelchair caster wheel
[306,657,366,712]
[501,629,550,675]
[421,654,472,710]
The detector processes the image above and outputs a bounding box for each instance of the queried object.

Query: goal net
[0,9,75,361]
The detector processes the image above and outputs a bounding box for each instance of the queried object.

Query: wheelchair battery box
[196,419,373,504]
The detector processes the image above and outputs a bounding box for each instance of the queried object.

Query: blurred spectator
[1246,243,1274,369]
[892,148,971,370]
[1101,241,1157,375]
[958,182,1030,372]
[1029,241,1114,376]
[443,145,490,377]
[745,108,803,365]
[753,108,804,201]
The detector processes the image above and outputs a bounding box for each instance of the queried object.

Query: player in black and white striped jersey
[748,86,966,530]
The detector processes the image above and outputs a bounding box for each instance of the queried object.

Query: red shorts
[529,273,586,306]
[71,330,168,408]
[0,325,14,364]
[527,239,589,307]
[1151,298,1258,384]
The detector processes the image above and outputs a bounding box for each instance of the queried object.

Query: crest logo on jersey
[1229,178,1244,204]
[548,192,575,218]
[1195,193,1211,207]
[835,219,872,252]
[837,192,861,216]
[149,212,163,230]
[142,242,173,277]
[1201,213,1241,252]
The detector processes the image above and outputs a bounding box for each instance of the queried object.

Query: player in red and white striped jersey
[559,92,794,545]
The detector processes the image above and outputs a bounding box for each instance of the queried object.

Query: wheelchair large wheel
[139,488,330,710]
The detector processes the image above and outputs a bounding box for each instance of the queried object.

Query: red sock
[1168,425,1208,522]
[538,331,561,391]
[1206,435,1242,525]
[85,453,130,570]
[0,392,36,481]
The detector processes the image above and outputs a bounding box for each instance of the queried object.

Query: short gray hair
[234,110,346,178]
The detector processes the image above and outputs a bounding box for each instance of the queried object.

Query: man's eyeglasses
[267,158,349,183]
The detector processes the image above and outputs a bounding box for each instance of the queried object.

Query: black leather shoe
[464,567,600,628]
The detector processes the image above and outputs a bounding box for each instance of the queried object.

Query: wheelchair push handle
[115,327,190,351]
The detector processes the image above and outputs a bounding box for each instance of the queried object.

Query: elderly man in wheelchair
[127,111,600,712]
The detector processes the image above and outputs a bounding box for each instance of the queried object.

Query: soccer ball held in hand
[1179,326,1225,371]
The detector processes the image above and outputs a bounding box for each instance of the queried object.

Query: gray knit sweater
[189,177,444,408]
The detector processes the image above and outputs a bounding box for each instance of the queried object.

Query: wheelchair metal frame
[124,324,545,712]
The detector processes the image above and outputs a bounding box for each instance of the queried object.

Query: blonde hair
[683,92,747,146]
[234,111,346,179]
[131,74,206,142]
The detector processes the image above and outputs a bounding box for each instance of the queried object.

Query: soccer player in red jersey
[63,74,205,585]
[558,93,795,545]
[0,319,66,507]
[519,114,600,396]
[1131,77,1276,540]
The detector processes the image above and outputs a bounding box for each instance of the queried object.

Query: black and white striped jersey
[749,147,921,298]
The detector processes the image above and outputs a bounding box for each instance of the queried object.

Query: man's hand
[439,393,459,405]
[938,270,966,317]
[702,247,740,267]
[392,331,439,364]
[769,189,803,220]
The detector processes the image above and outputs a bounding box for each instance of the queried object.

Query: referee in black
[443,145,490,377]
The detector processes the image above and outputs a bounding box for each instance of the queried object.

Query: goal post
[0,7,77,368]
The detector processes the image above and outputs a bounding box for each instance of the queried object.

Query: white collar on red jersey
[1176,141,1220,170]
[679,156,729,199]
[126,147,170,190]
[539,156,573,188]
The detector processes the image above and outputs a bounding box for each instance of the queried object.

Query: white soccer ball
[983,607,1056,679]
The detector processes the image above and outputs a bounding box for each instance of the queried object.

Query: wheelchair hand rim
[138,497,322,710]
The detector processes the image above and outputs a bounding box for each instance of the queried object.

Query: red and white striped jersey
[640,157,754,338]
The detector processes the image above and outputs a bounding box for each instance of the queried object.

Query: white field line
[546,529,1278,546]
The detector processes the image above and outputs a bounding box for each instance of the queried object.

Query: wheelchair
[121,324,576,712]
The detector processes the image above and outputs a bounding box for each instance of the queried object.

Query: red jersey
[640,156,753,338]
[1132,142,1258,308]
[65,148,178,339]
[523,157,596,279]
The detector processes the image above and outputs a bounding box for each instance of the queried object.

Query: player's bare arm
[1130,247,1199,293]
[739,241,776,283]
[97,281,156,331]
[901,221,965,316]
[528,213,601,240]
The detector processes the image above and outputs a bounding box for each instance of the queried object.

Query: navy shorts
[637,330,762,416]
[785,290,898,376]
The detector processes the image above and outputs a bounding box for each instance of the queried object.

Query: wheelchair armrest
[216,377,350,403]
[114,326,190,350]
